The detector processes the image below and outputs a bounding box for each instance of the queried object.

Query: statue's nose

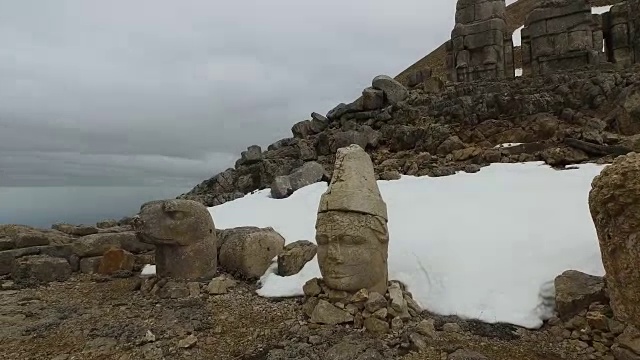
[131,215,143,229]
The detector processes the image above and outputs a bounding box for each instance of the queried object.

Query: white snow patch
[140,264,156,277]
[513,25,524,47]
[210,162,607,329]
[494,142,523,148]
[592,5,613,14]
[515,68,523,77]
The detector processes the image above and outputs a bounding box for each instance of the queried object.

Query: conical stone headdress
[317,144,388,221]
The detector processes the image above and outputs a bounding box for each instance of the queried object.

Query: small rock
[554,270,606,320]
[443,323,462,333]
[96,220,118,229]
[586,311,608,331]
[379,170,401,181]
[308,335,322,345]
[187,282,201,297]
[388,284,406,313]
[178,334,197,348]
[409,333,428,352]
[391,317,403,331]
[206,276,236,295]
[617,326,640,355]
[345,303,359,315]
[364,317,389,334]
[405,295,423,314]
[277,240,317,276]
[143,330,156,343]
[303,297,320,318]
[303,278,322,297]
[448,349,488,360]
[350,288,369,303]
[416,319,437,338]
[373,308,388,320]
[364,292,387,313]
[310,300,354,325]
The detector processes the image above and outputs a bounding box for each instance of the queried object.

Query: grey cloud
[0,0,459,187]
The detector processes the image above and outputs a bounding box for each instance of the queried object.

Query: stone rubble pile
[301,278,424,335]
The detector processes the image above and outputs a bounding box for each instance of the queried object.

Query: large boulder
[270,161,327,199]
[589,153,640,327]
[554,270,607,320]
[11,255,72,285]
[372,75,408,105]
[218,227,285,279]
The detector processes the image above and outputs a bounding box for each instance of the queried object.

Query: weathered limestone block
[315,144,389,295]
[133,199,217,281]
[448,0,513,82]
[603,0,640,66]
[521,0,602,76]
[589,153,640,328]
[11,255,72,285]
[218,227,285,279]
[277,240,317,276]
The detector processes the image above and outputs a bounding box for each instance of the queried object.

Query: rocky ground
[0,270,630,360]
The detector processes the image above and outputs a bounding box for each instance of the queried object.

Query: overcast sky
[0,0,515,188]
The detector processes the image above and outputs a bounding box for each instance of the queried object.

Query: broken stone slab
[72,232,154,257]
[0,244,74,275]
[364,317,389,334]
[218,226,285,279]
[52,223,100,237]
[206,276,237,295]
[0,224,73,249]
[11,255,72,285]
[554,270,607,320]
[277,240,317,276]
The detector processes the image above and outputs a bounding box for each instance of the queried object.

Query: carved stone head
[315,144,389,294]
[133,199,214,246]
[132,199,217,280]
[316,211,389,294]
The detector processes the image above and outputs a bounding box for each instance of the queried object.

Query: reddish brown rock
[98,248,135,275]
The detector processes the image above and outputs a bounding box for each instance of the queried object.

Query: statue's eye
[167,211,184,220]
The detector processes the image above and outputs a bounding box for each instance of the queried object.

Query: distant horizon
[0,185,192,228]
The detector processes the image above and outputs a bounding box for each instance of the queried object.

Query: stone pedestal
[447,0,515,82]
[521,0,603,76]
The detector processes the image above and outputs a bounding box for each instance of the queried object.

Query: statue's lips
[135,232,177,245]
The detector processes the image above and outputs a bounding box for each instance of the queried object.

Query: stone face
[97,248,135,275]
[218,227,285,279]
[11,255,71,284]
[554,270,607,320]
[589,153,640,327]
[133,199,217,281]
[277,240,317,276]
[316,145,389,295]
[448,0,513,82]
